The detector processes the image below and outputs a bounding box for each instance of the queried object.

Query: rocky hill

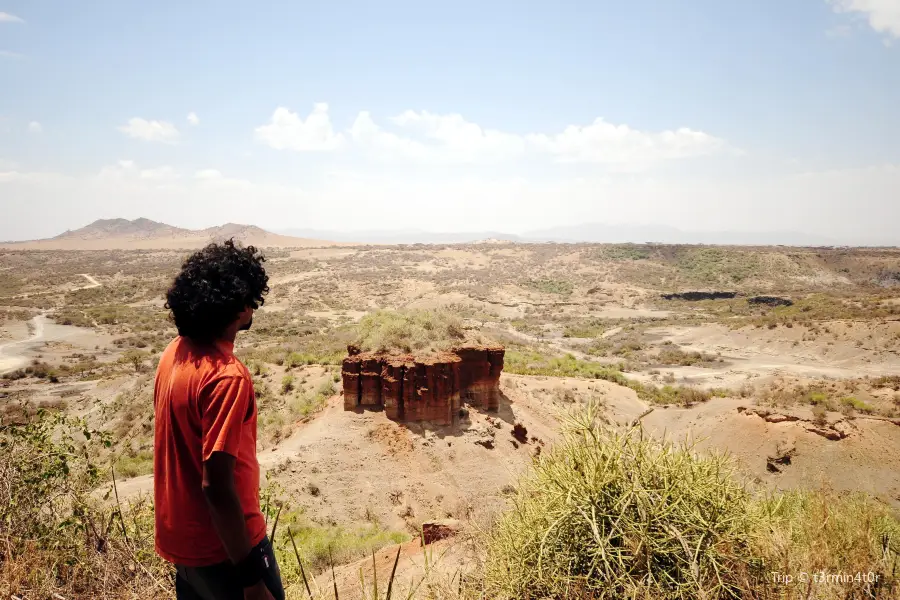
[52,217,187,240]
[1,218,340,250]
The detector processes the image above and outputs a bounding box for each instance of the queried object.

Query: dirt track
[0,274,102,374]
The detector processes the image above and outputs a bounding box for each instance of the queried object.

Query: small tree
[281,374,295,394]
[122,350,145,373]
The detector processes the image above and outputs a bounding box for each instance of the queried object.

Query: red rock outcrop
[421,519,460,545]
[342,346,504,425]
[456,347,504,412]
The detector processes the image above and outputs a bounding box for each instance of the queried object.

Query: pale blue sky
[1,1,899,243]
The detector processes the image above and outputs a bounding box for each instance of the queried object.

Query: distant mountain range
[278,224,842,247]
[277,228,522,245]
[0,218,340,250]
[1,218,879,250]
[520,224,841,246]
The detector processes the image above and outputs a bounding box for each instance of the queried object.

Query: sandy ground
[640,398,900,502]
[0,274,107,374]
[0,314,48,373]
[116,363,900,527]
[115,375,638,523]
[634,322,900,389]
[309,537,468,600]
[0,314,113,374]
[77,273,101,288]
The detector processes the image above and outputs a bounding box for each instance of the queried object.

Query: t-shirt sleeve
[199,375,252,462]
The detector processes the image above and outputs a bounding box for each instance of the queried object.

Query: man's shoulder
[207,343,251,382]
[160,337,250,380]
[215,356,251,380]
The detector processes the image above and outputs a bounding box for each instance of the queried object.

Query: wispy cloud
[255,103,345,151]
[829,0,900,39]
[0,50,24,59]
[27,121,42,134]
[187,112,199,126]
[0,12,24,23]
[257,103,728,169]
[117,118,181,143]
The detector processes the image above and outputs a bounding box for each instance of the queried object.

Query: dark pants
[175,537,285,600]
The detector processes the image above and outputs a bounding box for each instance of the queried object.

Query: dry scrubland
[3,243,900,598]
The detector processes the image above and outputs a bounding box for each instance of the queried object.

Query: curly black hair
[165,239,269,342]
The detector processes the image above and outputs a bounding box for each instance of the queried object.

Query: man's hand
[244,581,275,600]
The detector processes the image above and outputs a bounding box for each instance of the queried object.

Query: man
[154,239,283,600]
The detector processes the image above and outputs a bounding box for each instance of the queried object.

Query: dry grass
[0,411,172,599]
[656,343,721,367]
[504,350,711,407]
[0,411,410,599]
[4,405,900,600]
[756,378,900,418]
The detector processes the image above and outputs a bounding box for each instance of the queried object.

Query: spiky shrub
[483,404,758,599]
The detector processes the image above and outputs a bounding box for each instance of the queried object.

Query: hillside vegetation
[4,243,900,598]
[3,406,898,599]
[354,308,494,354]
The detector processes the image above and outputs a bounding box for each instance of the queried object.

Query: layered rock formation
[342,345,505,425]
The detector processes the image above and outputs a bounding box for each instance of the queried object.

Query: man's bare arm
[202,452,253,563]
[202,453,273,600]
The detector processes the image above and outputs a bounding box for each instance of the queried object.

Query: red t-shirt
[153,336,266,566]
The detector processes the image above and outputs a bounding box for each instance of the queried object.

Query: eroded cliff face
[342,345,505,425]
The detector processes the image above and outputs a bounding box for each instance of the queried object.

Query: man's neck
[220,323,239,344]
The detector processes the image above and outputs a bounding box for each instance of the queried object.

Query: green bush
[562,318,608,338]
[355,308,479,354]
[289,380,335,418]
[602,245,653,261]
[1,361,62,382]
[675,248,761,285]
[524,278,574,296]
[806,390,838,412]
[482,404,900,599]
[657,346,717,367]
[276,520,407,575]
[505,351,626,381]
[484,404,758,599]
[807,391,829,405]
[840,396,874,413]
[239,330,354,368]
[752,491,900,598]
[114,448,154,478]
